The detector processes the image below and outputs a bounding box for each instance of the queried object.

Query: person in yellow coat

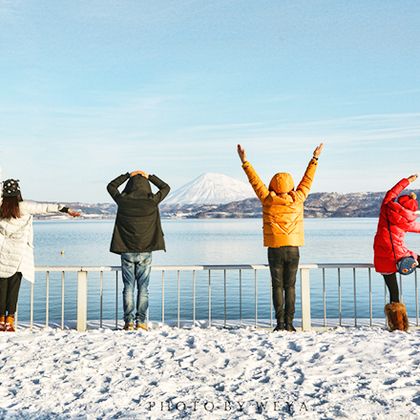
[237,143,324,331]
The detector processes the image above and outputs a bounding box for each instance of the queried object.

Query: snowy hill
[26,189,420,220]
[163,172,254,206]
[180,189,420,219]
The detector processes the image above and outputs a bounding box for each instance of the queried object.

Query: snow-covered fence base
[13,318,420,332]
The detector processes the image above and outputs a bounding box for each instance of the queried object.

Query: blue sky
[0,0,419,202]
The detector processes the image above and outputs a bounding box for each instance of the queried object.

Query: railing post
[61,271,65,330]
[77,270,88,332]
[208,270,212,327]
[45,271,50,328]
[300,268,311,331]
[239,269,242,326]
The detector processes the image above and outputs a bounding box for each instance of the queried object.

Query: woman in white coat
[0,179,79,331]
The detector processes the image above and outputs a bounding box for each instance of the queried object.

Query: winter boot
[273,322,285,332]
[285,323,296,332]
[123,321,134,331]
[136,322,148,331]
[0,315,5,332]
[5,315,15,332]
[385,302,409,331]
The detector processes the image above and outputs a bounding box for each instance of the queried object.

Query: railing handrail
[34,263,373,272]
[25,262,418,333]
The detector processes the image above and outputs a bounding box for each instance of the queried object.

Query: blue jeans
[121,252,152,323]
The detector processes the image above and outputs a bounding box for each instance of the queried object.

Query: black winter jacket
[107,173,170,254]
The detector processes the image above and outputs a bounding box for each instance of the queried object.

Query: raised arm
[125,170,170,204]
[107,173,130,202]
[408,222,420,233]
[149,174,170,204]
[20,201,80,217]
[237,144,269,202]
[295,143,323,201]
[383,174,417,205]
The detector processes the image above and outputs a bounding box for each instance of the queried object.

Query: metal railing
[14,264,420,331]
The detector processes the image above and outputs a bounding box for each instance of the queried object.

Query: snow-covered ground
[1,326,419,419]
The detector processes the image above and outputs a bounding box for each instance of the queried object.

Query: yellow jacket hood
[269,172,295,194]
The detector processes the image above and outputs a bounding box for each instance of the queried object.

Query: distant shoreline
[33,215,381,221]
[31,188,419,220]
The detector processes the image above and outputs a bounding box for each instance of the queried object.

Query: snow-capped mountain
[163,173,254,206]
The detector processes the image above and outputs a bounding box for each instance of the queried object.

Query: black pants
[383,255,420,303]
[268,246,300,326]
[0,272,22,316]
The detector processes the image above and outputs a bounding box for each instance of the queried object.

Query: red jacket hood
[387,201,417,228]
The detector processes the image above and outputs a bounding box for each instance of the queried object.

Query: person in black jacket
[107,170,170,331]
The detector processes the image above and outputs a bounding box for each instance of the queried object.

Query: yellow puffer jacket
[242,158,318,247]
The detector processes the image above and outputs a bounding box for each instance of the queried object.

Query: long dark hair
[0,196,21,219]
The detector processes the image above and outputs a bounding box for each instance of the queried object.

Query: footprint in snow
[256,350,266,360]
[383,378,398,385]
[186,336,196,349]
[214,382,225,391]
[294,368,305,385]
[260,339,274,350]
[288,342,302,352]
[215,344,225,353]
[309,352,320,363]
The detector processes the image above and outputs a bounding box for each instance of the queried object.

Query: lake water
[15,218,420,325]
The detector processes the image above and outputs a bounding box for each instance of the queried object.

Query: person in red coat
[373,174,420,304]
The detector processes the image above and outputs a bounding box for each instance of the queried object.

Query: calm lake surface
[16,218,420,324]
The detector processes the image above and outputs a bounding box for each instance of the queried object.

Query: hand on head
[237,144,247,163]
[130,170,149,179]
[408,174,418,183]
[313,143,324,158]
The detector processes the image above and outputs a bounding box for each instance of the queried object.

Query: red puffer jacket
[374,179,420,273]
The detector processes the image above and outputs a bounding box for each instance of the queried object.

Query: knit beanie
[2,179,22,198]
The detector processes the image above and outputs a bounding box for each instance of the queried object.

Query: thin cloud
[173,112,420,147]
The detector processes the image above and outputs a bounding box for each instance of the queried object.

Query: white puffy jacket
[0,200,63,283]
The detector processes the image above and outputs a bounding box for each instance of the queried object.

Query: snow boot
[136,322,148,331]
[0,315,5,332]
[385,302,409,331]
[285,323,296,332]
[123,321,134,331]
[273,323,284,332]
[5,315,15,332]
